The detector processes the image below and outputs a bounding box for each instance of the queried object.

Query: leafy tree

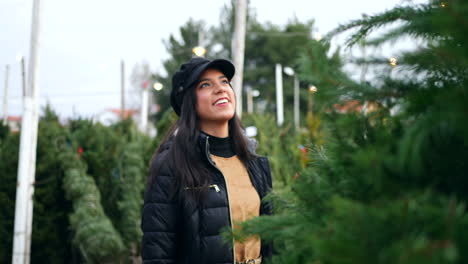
[243,18,314,113]
[150,19,210,121]
[210,0,257,59]
[210,1,316,118]
[153,2,316,123]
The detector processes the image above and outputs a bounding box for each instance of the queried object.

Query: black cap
[171,57,235,116]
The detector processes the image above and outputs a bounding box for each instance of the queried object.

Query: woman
[141,57,273,264]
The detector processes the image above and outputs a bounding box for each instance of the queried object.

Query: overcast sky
[1,0,422,119]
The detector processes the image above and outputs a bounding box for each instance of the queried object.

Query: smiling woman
[196,68,236,136]
[141,57,273,264]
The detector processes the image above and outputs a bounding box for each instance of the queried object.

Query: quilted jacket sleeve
[141,151,181,263]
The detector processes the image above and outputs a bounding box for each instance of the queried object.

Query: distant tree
[68,119,121,220]
[1,107,151,263]
[0,123,19,263]
[31,107,73,263]
[210,0,257,59]
[153,2,316,123]
[150,19,210,121]
[212,1,316,118]
[129,61,152,111]
[111,119,148,261]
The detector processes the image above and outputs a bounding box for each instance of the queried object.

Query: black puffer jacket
[141,133,273,264]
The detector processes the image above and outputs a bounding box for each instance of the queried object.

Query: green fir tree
[237,1,468,263]
[60,142,125,263]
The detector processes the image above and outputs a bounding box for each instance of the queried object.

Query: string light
[389,57,398,67]
[309,85,318,93]
[313,33,322,41]
[153,82,163,91]
[440,1,446,7]
[192,46,206,57]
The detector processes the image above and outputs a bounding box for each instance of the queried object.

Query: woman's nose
[214,82,229,93]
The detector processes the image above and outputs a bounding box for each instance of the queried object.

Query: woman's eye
[200,82,210,88]
[222,79,229,84]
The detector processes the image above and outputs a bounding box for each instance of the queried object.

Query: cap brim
[186,59,235,89]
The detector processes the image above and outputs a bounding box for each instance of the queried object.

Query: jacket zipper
[184,184,220,192]
[210,184,220,192]
[205,136,236,264]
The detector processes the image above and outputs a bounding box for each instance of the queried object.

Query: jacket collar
[198,131,258,157]
[197,132,211,161]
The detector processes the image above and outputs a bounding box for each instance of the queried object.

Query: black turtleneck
[202,131,236,158]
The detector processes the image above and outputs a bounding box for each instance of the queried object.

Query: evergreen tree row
[237,1,468,263]
[0,108,153,263]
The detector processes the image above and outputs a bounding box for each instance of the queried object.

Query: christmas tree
[0,108,152,262]
[238,1,468,263]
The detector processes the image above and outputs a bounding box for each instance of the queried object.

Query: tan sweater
[211,155,261,262]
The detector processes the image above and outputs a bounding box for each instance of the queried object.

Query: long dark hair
[149,82,253,203]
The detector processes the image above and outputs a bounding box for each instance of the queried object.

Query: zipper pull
[210,184,220,192]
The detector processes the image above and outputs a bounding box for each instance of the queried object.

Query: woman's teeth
[215,99,228,105]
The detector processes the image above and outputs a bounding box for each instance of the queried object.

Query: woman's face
[195,68,236,126]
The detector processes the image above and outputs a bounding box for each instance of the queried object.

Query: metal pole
[247,86,253,113]
[140,85,148,133]
[231,0,247,118]
[121,60,125,119]
[12,0,42,263]
[293,75,299,129]
[21,57,26,98]
[198,31,204,50]
[308,91,314,117]
[360,40,368,83]
[275,64,284,126]
[3,65,9,124]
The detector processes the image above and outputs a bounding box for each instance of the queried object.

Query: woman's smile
[213,97,230,106]
[196,68,236,126]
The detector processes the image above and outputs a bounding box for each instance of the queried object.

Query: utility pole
[198,30,205,57]
[293,75,299,129]
[140,81,149,134]
[21,57,26,98]
[2,65,9,124]
[231,0,247,118]
[192,30,207,57]
[121,60,125,119]
[12,0,42,263]
[360,40,368,83]
[246,86,253,114]
[275,64,284,126]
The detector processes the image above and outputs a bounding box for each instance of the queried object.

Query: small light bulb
[389,57,398,67]
[314,33,322,41]
[153,82,163,91]
[440,2,446,7]
[309,85,317,93]
[192,46,206,57]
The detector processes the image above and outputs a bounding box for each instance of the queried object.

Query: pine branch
[327,3,434,46]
